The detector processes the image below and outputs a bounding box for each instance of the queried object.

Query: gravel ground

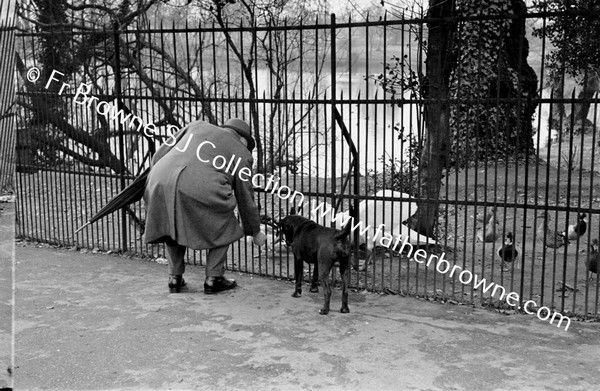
[12,241,600,391]
[1,200,14,390]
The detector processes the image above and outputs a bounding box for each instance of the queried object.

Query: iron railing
[0,0,16,195]
[13,8,600,320]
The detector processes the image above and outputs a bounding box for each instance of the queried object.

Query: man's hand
[252,231,267,246]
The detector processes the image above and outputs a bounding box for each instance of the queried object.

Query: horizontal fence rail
[14,7,600,322]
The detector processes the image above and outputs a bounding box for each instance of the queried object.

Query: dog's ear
[278,218,295,244]
[336,218,352,241]
[289,206,296,215]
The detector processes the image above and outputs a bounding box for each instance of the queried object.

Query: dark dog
[279,214,356,315]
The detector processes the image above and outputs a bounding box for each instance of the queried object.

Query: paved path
[12,242,600,391]
[1,200,14,390]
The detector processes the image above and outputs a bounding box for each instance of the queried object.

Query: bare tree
[15,0,200,174]
[16,0,333,177]
[533,0,600,133]
[408,0,454,237]
[208,0,332,173]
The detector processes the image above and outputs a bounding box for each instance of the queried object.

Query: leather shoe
[168,275,186,293]
[204,276,237,294]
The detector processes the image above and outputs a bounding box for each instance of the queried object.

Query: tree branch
[15,52,130,176]
[118,37,182,128]
[134,34,216,124]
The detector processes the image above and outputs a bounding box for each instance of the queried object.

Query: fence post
[330,13,336,210]
[113,22,128,252]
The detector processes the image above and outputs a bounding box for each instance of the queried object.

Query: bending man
[144,118,266,294]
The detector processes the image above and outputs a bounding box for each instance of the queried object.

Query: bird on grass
[586,239,599,281]
[498,232,519,270]
[562,213,587,242]
[476,206,499,243]
[537,211,567,249]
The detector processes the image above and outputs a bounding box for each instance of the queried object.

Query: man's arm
[233,157,262,237]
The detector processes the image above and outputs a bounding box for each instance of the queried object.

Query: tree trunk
[570,74,600,132]
[408,0,455,237]
[504,0,538,153]
[449,0,538,165]
[550,72,566,130]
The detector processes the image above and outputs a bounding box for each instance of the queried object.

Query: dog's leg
[309,262,319,293]
[340,260,350,313]
[292,257,303,297]
[319,269,331,315]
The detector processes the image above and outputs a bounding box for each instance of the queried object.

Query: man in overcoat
[144,118,266,294]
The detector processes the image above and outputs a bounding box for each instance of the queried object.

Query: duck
[498,232,519,269]
[586,239,599,281]
[476,206,499,243]
[562,213,587,242]
[537,211,567,249]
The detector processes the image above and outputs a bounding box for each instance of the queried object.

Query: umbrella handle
[75,222,91,234]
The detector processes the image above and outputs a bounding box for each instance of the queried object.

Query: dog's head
[278,215,313,247]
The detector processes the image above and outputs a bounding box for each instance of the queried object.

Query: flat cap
[222,118,255,151]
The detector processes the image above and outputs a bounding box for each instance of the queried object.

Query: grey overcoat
[143,120,261,250]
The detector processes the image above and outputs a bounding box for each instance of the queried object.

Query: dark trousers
[165,239,229,277]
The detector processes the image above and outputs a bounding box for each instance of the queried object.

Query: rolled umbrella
[75,167,150,234]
